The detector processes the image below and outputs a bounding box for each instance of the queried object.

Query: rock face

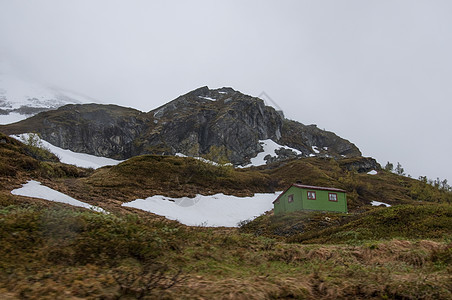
[1,104,147,160]
[141,87,286,165]
[0,86,362,165]
[339,157,381,173]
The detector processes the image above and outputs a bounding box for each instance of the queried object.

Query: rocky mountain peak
[0,86,362,166]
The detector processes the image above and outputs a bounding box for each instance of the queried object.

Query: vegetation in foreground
[0,200,451,299]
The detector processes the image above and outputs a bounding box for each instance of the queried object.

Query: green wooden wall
[274,186,347,215]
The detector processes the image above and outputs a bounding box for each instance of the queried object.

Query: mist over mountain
[0,73,96,124]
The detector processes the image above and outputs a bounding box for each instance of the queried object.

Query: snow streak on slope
[122,192,281,227]
[11,180,107,213]
[371,201,391,207]
[198,96,216,101]
[175,153,232,167]
[242,139,302,167]
[12,134,122,169]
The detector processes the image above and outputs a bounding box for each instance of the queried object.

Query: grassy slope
[85,155,452,210]
[84,155,276,199]
[1,132,452,299]
[241,204,452,243]
[259,157,452,210]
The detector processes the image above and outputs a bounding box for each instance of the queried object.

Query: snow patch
[242,139,302,167]
[218,91,228,94]
[11,180,107,213]
[0,112,29,125]
[312,146,320,154]
[198,96,216,101]
[122,192,281,227]
[11,134,123,169]
[367,170,378,175]
[371,201,391,207]
[175,153,232,166]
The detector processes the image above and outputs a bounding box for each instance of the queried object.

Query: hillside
[0,86,361,165]
[1,133,452,298]
[1,131,452,298]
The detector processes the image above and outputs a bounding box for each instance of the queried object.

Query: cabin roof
[273,183,346,204]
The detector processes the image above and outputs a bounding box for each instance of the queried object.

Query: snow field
[11,180,107,213]
[11,134,122,169]
[0,113,28,125]
[122,192,282,227]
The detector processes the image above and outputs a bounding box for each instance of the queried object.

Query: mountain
[0,73,95,124]
[0,86,362,166]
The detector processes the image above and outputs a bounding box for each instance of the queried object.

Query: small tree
[418,176,428,183]
[440,179,450,191]
[20,133,59,162]
[384,162,393,172]
[21,133,44,149]
[395,162,405,176]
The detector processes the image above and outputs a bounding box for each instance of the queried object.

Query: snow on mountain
[0,112,27,125]
[371,200,391,207]
[241,139,302,167]
[11,134,123,169]
[198,96,216,101]
[11,180,107,213]
[0,73,96,124]
[122,192,281,227]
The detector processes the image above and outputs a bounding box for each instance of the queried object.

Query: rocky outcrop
[0,104,147,160]
[0,87,362,165]
[339,157,381,173]
[140,87,285,165]
[278,120,360,158]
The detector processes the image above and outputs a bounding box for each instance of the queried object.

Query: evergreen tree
[384,162,393,172]
[395,162,405,176]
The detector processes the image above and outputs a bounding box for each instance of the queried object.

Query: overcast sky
[1,0,451,182]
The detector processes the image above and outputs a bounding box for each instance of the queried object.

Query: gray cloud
[1,0,451,181]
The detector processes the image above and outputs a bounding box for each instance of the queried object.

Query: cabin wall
[274,187,347,215]
[301,189,347,213]
[274,186,303,215]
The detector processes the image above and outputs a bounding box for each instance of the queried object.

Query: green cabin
[273,184,347,215]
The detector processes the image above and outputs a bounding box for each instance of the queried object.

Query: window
[329,193,338,202]
[288,194,294,203]
[307,191,316,200]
